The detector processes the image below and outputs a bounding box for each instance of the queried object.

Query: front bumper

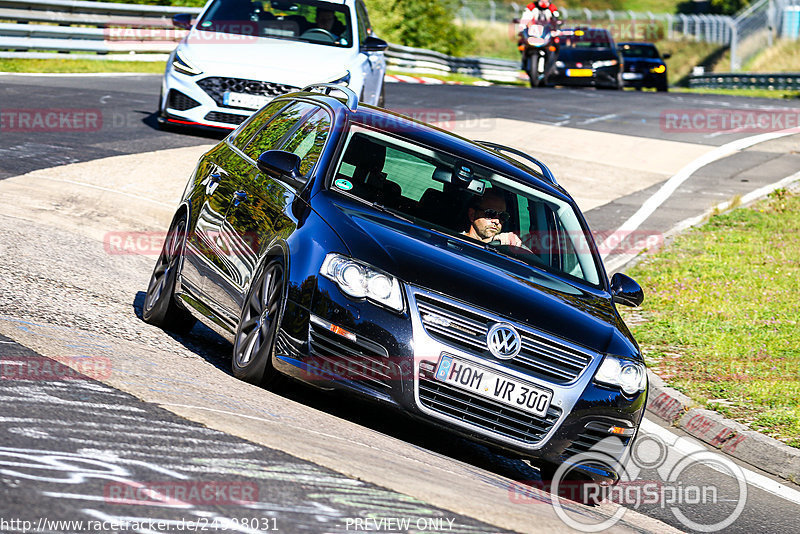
[161,67,298,130]
[272,277,645,483]
[550,66,620,88]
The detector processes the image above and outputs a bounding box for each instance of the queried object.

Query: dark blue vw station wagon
[144,84,647,484]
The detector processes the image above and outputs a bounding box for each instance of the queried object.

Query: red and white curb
[384,73,493,86]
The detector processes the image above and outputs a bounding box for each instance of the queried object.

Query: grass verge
[0,58,165,74]
[670,87,800,99]
[622,187,800,448]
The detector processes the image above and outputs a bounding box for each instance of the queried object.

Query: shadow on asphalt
[131,292,549,496]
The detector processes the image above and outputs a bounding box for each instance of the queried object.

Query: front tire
[232,259,284,385]
[143,215,196,334]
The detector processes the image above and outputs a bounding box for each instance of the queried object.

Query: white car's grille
[197,77,298,108]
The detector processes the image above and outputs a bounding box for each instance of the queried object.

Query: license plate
[223,91,272,110]
[566,69,593,77]
[434,354,552,418]
[622,72,643,80]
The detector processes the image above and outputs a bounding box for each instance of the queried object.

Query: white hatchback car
[159,0,387,130]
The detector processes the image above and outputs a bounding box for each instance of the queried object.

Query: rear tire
[232,259,284,385]
[142,215,196,334]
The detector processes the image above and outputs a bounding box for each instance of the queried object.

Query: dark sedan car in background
[143,84,647,485]
[618,42,670,91]
[548,28,622,89]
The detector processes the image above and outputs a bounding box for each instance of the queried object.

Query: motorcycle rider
[517,0,561,73]
[517,0,561,31]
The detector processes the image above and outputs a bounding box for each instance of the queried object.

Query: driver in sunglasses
[463,190,524,247]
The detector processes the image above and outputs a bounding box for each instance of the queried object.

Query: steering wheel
[300,27,337,43]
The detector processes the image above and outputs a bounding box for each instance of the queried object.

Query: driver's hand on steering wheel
[497,232,524,247]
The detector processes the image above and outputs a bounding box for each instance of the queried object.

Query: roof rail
[475,141,558,187]
[301,83,358,112]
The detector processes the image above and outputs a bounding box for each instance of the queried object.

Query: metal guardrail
[689,72,800,89]
[385,43,518,82]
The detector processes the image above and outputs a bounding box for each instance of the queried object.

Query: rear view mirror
[172,14,192,29]
[662,52,672,59]
[257,150,305,190]
[610,273,644,307]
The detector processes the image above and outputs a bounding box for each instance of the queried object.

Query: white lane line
[641,419,800,506]
[600,128,800,261]
[603,169,800,273]
[579,113,618,125]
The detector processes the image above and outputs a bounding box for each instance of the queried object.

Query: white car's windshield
[197,0,353,47]
[331,127,602,286]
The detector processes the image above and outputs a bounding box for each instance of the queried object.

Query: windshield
[330,127,602,286]
[197,0,353,47]
[561,29,613,49]
[618,44,659,58]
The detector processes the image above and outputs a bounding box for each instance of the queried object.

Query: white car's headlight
[594,355,647,395]
[320,254,404,312]
[172,49,203,76]
[555,60,565,68]
[593,59,619,68]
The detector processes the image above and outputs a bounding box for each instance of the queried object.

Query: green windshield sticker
[200,21,212,27]
[334,179,353,191]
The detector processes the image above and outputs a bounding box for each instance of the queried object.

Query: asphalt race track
[1,73,800,534]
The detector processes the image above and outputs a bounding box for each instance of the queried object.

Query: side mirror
[362,36,388,52]
[173,13,192,29]
[662,52,672,59]
[610,273,644,307]
[256,150,305,190]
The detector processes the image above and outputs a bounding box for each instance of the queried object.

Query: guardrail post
[729,18,739,70]
[666,13,674,39]
[607,9,615,22]
[489,0,496,23]
[584,8,592,22]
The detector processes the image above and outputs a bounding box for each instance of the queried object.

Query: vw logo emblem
[487,323,521,360]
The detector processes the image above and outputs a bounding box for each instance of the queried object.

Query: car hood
[179,32,355,85]
[315,192,637,358]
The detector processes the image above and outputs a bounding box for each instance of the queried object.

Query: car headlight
[172,49,203,76]
[594,355,647,395]
[593,59,618,68]
[650,64,666,74]
[320,254,404,312]
[555,60,565,68]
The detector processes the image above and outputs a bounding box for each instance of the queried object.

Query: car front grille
[307,323,395,391]
[196,77,298,107]
[203,111,247,125]
[563,425,631,461]
[415,293,593,384]
[418,366,561,444]
[166,89,201,111]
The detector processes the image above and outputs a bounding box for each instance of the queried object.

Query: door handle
[205,173,222,195]
[233,190,247,207]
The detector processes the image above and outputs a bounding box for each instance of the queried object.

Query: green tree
[709,0,750,15]
[364,0,471,56]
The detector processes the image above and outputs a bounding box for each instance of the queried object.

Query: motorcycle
[518,18,559,88]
